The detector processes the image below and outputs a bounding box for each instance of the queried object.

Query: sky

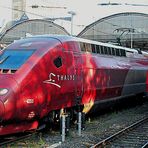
[0,0,12,25]
[0,0,148,34]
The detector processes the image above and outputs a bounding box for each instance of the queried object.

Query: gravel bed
[4,100,148,148]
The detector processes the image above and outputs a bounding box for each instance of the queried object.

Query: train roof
[9,34,147,57]
[29,34,145,54]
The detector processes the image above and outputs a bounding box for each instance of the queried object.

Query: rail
[91,116,148,148]
[0,132,35,146]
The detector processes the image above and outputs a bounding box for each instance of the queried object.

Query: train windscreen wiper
[0,56,9,64]
[0,48,6,56]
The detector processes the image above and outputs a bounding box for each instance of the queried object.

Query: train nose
[0,101,4,120]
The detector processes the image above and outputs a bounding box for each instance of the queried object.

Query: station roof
[0,19,69,44]
[78,12,148,51]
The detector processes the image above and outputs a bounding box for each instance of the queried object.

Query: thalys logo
[43,73,75,88]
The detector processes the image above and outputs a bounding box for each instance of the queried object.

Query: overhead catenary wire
[0,5,52,19]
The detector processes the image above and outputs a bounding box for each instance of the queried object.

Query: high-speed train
[0,35,147,135]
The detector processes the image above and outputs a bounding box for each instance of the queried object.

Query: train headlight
[0,88,8,95]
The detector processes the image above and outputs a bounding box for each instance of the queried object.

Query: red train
[0,35,148,135]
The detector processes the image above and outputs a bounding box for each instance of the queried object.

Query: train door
[45,43,78,110]
[74,54,84,106]
[43,43,68,110]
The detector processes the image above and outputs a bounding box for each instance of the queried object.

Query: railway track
[0,132,35,147]
[2,101,148,147]
[91,116,148,148]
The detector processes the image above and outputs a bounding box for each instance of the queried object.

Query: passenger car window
[108,47,112,55]
[104,47,108,54]
[112,48,115,56]
[85,43,92,52]
[100,46,104,54]
[121,50,126,57]
[116,49,120,56]
[53,56,62,68]
[80,42,85,52]
[91,44,96,53]
[96,45,100,54]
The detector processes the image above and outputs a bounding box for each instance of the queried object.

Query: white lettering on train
[43,73,75,88]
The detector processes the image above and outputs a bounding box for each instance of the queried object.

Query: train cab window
[91,44,96,53]
[53,56,62,68]
[0,49,35,70]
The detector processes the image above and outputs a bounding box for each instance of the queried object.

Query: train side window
[99,46,102,54]
[121,50,126,57]
[116,49,120,56]
[137,49,142,54]
[91,44,96,53]
[123,50,126,57]
[100,46,104,54]
[96,45,100,54]
[112,48,115,56]
[126,51,134,57]
[80,42,85,52]
[104,46,108,55]
[86,43,92,52]
[54,56,62,68]
[108,47,111,55]
[119,49,122,56]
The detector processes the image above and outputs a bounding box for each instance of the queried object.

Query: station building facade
[78,12,148,51]
[0,19,69,44]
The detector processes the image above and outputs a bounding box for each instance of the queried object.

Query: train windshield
[0,49,35,70]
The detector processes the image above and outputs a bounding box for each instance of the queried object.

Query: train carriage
[0,35,147,135]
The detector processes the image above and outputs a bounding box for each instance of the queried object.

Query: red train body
[0,35,148,135]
